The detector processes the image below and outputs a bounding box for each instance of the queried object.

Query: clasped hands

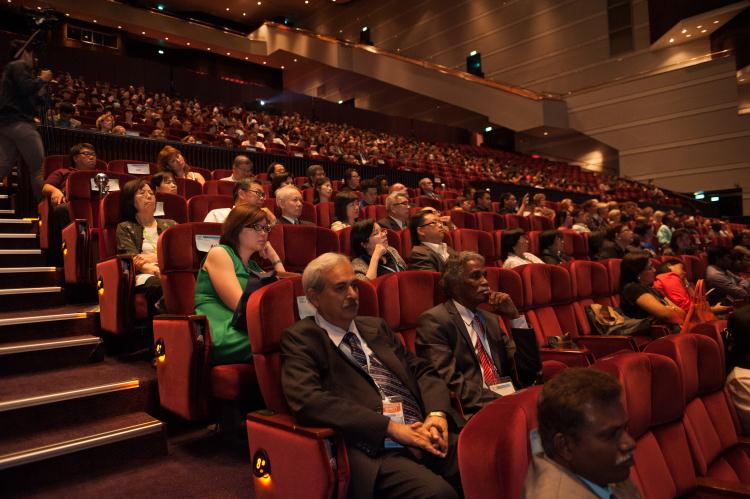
[387,415,448,458]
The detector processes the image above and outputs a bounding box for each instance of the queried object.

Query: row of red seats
[459,333,750,498]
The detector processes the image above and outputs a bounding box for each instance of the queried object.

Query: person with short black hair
[555,210,572,230]
[359,178,379,209]
[571,208,590,233]
[539,230,570,265]
[501,229,543,269]
[204,178,275,224]
[54,102,81,128]
[705,246,750,305]
[266,162,286,182]
[330,191,360,231]
[301,164,325,189]
[350,219,406,280]
[340,167,361,192]
[116,179,176,315]
[595,224,636,261]
[522,368,639,498]
[0,40,52,204]
[270,172,293,196]
[408,210,456,273]
[374,174,389,195]
[497,192,527,215]
[619,252,684,323]
[220,155,253,182]
[150,171,177,195]
[653,258,731,316]
[471,190,493,212]
[665,228,694,256]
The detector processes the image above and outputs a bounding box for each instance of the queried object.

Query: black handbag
[230,268,278,332]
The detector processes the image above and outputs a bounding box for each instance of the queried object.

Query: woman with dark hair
[313,176,333,204]
[149,171,177,195]
[665,228,695,256]
[350,219,406,280]
[330,191,360,232]
[270,172,294,197]
[619,252,684,324]
[194,205,285,365]
[633,222,656,255]
[653,258,731,315]
[501,228,543,269]
[157,145,205,185]
[539,230,570,265]
[116,179,177,315]
[375,174,389,195]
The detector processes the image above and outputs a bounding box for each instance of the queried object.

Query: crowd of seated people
[44,72,689,205]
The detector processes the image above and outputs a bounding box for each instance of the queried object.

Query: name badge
[154,201,165,217]
[489,377,516,397]
[126,163,150,175]
[382,397,405,449]
[90,178,120,192]
[293,152,304,158]
[194,234,220,252]
[296,295,316,319]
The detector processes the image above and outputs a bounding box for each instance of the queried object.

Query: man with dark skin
[522,368,639,498]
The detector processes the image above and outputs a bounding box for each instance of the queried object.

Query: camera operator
[0,40,52,202]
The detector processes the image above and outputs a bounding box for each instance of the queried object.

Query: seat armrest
[540,347,593,367]
[695,476,750,496]
[37,198,50,249]
[62,219,94,285]
[650,324,671,339]
[96,255,135,335]
[574,336,638,360]
[247,411,336,439]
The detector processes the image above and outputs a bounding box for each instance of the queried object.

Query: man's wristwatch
[427,411,447,419]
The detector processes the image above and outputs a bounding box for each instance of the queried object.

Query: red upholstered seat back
[157,192,188,225]
[158,222,222,315]
[520,264,579,345]
[202,179,235,196]
[211,169,233,180]
[375,271,441,352]
[66,170,136,229]
[267,224,339,273]
[363,204,387,221]
[475,212,506,232]
[107,160,158,175]
[248,276,378,414]
[190,166,212,180]
[397,228,413,256]
[561,230,589,260]
[451,229,497,264]
[570,260,613,336]
[338,226,353,257]
[680,254,705,284]
[187,194,233,222]
[604,258,622,306]
[300,201,317,225]
[529,215,554,231]
[593,352,695,498]
[44,156,107,179]
[484,267,525,332]
[449,210,477,229]
[458,386,542,499]
[526,231,541,256]
[316,202,335,228]
[645,335,748,481]
[175,177,202,199]
[502,214,530,231]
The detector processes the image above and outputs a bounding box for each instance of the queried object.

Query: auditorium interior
[0,0,750,497]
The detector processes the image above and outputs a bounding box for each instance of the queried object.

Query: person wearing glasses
[408,209,456,273]
[619,252,684,324]
[350,219,406,280]
[195,205,285,365]
[116,179,176,316]
[377,192,410,231]
[203,178,276,225]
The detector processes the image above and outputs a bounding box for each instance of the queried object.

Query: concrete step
[0,218,37,234]
[0,286,66,312]
[0,233,38,249]
[0,304,98,344]
[0,249,47,267]
[0,267,62,288]
[0,335,103,375]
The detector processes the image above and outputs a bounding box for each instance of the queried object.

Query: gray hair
[385,192,408,212]
[233,154,251,168]
[440,251,485,299]
[302,253,351,293]
[275,184,301,207]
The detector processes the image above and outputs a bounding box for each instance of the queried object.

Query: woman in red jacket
[653,258,731,315]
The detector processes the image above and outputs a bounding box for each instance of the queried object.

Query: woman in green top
[195,205,285,364]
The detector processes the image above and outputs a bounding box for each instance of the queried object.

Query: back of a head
[501,228,525,259]
[539,230,560,253]
[538,368,621,458]
[707,245,730,266]
[620,252,650,288]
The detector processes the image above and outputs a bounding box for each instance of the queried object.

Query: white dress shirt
[315,313,372,371]
[423,241,450,261]
[203,207,232,223]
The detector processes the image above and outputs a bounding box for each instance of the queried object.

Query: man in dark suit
[377,192,410,231]
[419,178,442,200]
[276,184,314,225]
[408,210,456,273]
[281,253,462,499]
[416,251,541,416]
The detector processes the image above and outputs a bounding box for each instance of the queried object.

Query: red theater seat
[211,169,233,180]
[475,212,506,232]
[645,334,750,486]
[315,202,335,228]
[502,214,530,231]
[267,224,339,273]
[603,258,622,306]
[107,160,158,176]
[449,210,477,229]
[363,204,387,221]
[450,229,498,265]
[561,229,589,260]
[153,222,260,421]
[203,179,235,196]
[187,194,233,222]
[529,215,554,231]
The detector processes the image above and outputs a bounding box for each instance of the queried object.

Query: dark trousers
[137,275,163,317]
[0,121,44,202]
[48,202,70,266]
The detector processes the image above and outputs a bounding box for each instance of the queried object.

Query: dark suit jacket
[277,216,314,226]
[416,301,519,415]
[376,216,406,232]
[281,316,461,499]
[407,243,457,273]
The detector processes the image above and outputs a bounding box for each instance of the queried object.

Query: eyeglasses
[78,151,96,157]
[419,220,444,228]
[247,188,265,199]
[393,201,409,207]
[246,223,272,233]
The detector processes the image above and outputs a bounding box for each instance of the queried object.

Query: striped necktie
[472,313,499,386]
[344,331,422,425]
